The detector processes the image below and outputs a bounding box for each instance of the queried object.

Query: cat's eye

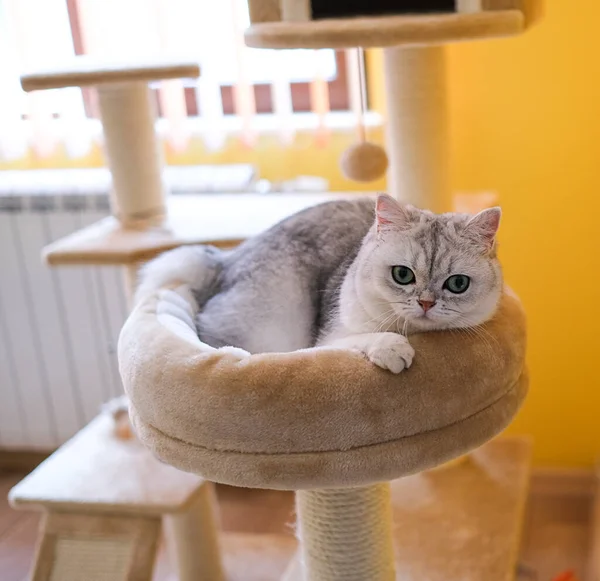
[391,266,415,285]
[444,274,471,294]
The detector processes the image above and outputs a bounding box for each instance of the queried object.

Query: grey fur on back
[197,198,375,353]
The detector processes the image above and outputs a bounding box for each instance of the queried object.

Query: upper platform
[245,0,542,49]
[21,56,200,91]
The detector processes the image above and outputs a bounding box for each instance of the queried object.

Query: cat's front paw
[365,333,414,374]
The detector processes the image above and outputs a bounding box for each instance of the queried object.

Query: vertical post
[383,46,450,212]
[164,484,226,581]
[96,82,167,225]
[296,484,396,581]
[97,81,168,305]
[96,79,225,581]
[123,263,141,310]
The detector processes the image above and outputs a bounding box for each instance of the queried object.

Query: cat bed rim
[119,283,528,490]
[128,375,526,489]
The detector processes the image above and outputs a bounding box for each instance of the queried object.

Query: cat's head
[357,194,503,332]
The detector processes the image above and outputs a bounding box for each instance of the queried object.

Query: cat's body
[138,195,503,373]
[197,197,375,354]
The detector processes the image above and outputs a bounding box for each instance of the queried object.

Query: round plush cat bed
[118,283,528,491]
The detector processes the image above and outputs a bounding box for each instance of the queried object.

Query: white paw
[365,333,415,374]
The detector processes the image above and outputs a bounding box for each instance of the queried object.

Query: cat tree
[10,2,540,581]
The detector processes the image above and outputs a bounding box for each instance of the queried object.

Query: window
[0,0,366,161]
[65,0,350,118]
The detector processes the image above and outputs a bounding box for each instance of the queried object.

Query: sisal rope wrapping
[383,46,449,212]
[50,537,132,581]
[97,82,167,225]
[296,484,396,581]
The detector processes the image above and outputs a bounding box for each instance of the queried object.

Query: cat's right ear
[376,194,413,234]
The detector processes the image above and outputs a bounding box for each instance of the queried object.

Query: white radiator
[0,166,256,450]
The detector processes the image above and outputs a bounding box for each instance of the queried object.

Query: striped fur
[140,195,503,374]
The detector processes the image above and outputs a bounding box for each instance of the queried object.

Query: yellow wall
[445,2,600,467]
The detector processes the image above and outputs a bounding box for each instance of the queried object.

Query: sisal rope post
[383,46,449,213]
[96,82,167,225]
[296,484,396,581]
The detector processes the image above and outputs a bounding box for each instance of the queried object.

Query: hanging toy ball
[340,141,388,183]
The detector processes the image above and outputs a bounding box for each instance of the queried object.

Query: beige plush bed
[119,283,527,490]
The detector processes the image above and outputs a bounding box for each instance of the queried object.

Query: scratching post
[20,58,201,226]
[383,46,449,212]
[14,57,227,581]
[243,4,541,580]
[296,485,395,581]
[96,82,166,224]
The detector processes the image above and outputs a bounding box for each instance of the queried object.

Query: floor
[518,489,593,581]
[0,469,594,581]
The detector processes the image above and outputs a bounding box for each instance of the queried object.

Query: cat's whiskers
[358,307,395,333]
[373,310,401,334]
[451,317,497,352]
[468,324,499,350]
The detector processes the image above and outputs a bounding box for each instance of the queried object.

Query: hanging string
[357,47,367,143]
[340,47,388,183]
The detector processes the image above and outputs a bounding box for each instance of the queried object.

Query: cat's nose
[418,299,436,313]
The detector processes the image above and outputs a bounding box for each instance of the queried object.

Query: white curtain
[0,0,351,161]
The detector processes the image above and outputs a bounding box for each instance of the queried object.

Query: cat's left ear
[465,207,501,251]
[376,194,414,234]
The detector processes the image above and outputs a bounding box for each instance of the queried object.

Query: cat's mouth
[404,311,451,331]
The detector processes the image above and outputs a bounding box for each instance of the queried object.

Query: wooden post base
[164,485,226,581]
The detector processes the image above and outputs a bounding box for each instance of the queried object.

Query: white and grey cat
[137,194,503,374]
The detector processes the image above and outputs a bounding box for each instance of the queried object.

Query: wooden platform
[391,437,531,581]
[21,56,200,91]
[1,470,297,581]
[9,414,205,515]
[285,437,532,581]
[42,192,361,266]
[245,11,526,49]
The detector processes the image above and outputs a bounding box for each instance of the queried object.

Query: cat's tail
[134,244,223,306]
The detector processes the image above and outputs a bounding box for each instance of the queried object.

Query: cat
[137,194,503,374]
